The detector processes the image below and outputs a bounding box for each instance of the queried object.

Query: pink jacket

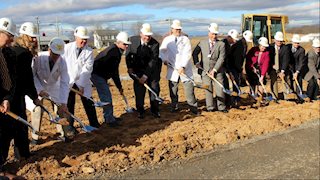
[246,47,270,76]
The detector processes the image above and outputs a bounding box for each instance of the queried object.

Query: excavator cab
[241,14,289,45]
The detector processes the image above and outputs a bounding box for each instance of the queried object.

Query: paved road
[106,119,319,179]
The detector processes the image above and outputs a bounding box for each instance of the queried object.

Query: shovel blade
[223,89,233,95]
[51,117,69,126]
[83,125,98,133]
[125,107,135,113]
[94,101,110,107]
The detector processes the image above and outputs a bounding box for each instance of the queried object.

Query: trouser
[10,95,30,159]
[67,84,99,128]
[307,77,319,100]
[269,69,279,99]
[90,74,115,123]
[229,69,242,106]
[168,79,197,111]
[31,101,64,140]
[293,74,303,95]
[133,79,160,114]
[0,114,12,169]
[202,72,226,111]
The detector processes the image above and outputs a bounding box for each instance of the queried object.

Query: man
[91,32,130,126]
[192,23,227,112]
[0,17,19,179]
[160,19,199,115]
[126,23,162,119]
[63,26,100,134]
[268,31,291,99]
[304,38,320,100]
[286,34,307,95]
[30,37,69,144]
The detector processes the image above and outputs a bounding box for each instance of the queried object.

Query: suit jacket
[304,49,320,81]
[32,51,70,104]
[226,38,247,73]
[92,44,122,90]
[268,43,290,72]
[246,47,270,76]
[1,48,16,102]
[126,36,161,81]
[210,39,226,73]
[63,42,94,98]
[160,34,193,82]
[192,39,211,75]
[286,44,307,75]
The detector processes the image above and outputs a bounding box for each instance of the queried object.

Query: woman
[246,37,270,98]
[11,22,41,160]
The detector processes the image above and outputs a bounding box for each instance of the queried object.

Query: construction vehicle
[241,14,289,45]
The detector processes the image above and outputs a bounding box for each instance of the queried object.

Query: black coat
[225,38,247,73]
[125,36,162,81]
[0,48,16,102]
[92,44,123,90]
[286,44,307,75]
[268,43,291,72]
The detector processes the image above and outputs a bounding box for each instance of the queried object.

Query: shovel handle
[70,87,83,95]
[5,111,19,119]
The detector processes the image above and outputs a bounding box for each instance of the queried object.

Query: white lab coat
[159,35,193,82]
[32,51,70,104]
[62,41,94,97]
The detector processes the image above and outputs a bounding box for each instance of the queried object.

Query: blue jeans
[91,74,115,123]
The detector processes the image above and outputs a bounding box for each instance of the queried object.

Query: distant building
[94,29,119,48]
[38,35,71,51]
[301,33,320,42]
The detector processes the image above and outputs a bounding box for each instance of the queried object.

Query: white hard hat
[291,34,301,43]
[171,20,182,29]
[140,23,153,36]
[0,17,17,36]
[19,22,39,37]
[48,37,65,55]
[208,23,219,34]
[74,26,90,39]
[116,31,131,44]
[243,30,253,42]
[312,38,320,48]
[228,29,239,40]
[274,31,284,41]
[258,37,269,47]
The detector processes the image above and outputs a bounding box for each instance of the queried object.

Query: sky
[0,0,319,37]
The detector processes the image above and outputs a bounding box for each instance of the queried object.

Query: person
[91,32,130,126]
[29,37,70,144]
[11,21,42,160]
[245,37,270,98]
[126,23,162,119]
[304,38,320,100]
[268,31,291,99]
[63,26,100,134]
[160,19,199,115]
[192,23,227,112]
[0,17,18,178]
[286,34,307,95]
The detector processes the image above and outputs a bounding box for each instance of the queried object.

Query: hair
[13,34,38,56]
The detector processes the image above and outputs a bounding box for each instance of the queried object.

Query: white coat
[32,51,70,104]
[159,35,193,82]
[62,41,94,97]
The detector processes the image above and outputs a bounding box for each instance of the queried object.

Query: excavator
[241,14,289,45]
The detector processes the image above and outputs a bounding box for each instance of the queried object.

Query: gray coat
[304,49,320,81]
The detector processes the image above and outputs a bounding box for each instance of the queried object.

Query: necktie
[77,48,82,58]
[175,37,178,44]
[274,46,280,71]
[0,51,12,91]
[210,41,214,54]
[49,57,55,71]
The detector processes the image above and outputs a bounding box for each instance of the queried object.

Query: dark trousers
[307,78,319,100]
[67,84,100,128]
[134,79,160,114]
[0,114,12,168]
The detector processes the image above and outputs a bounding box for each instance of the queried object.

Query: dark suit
[268,43,291,99]
[287,44,307,93]
[126,36,161,114]
[304,49,320,100]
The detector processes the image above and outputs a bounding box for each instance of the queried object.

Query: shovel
[65,111,98,133]
[3,109,40,135]
[243,74,258,99]
[121,94,135,113]
[198,67,233,95]
[130,73,165,103]
[70,87,110,107]
[44,96,97,133]
[225,73,243,97]
[279,75,297,99]
[293,76,310,101]
[37,104,69,125]
[167,63,212,92]
[254,71,275,101]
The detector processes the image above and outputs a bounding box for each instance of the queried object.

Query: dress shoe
[151,111,161,118]
[107,121,120,127]
[206,109,215,112]
[219,109,228,113]
[30,139,39,145]
[170,107,179,113]
[138,112,145,119]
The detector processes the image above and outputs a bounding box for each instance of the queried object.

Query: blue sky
[0,0,319,37]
